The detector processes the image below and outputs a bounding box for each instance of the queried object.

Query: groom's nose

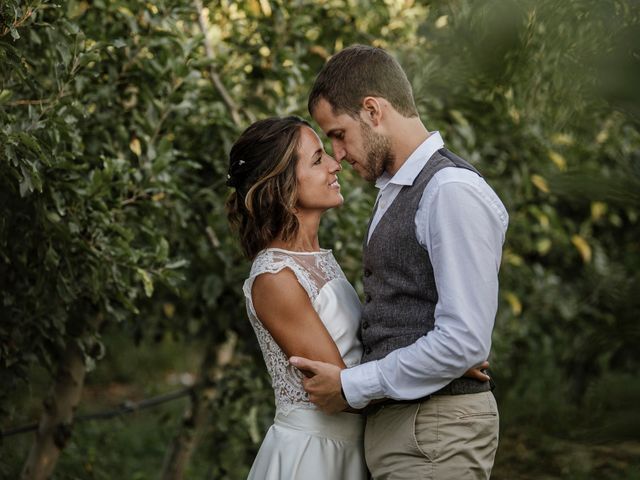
[331,142,346,162]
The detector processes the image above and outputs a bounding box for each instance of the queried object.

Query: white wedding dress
[243,248,367,480]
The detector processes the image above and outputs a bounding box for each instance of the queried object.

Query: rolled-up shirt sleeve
[341,169,508,408]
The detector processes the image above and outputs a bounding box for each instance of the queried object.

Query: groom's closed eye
[327,129,344,140]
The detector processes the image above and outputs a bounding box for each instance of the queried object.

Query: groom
[290,45,508,479]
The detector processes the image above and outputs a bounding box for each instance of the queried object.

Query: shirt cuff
[340,360,384,409]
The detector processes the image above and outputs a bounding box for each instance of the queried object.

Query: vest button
[364,269,372,277]
[365,294,371,303]
[362,321,369,330]
[364,346,372,354]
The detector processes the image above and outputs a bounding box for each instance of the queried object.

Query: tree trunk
[21,341,86,480]
[160,331,237,480]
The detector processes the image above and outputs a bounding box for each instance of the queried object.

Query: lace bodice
[243,248,363,414]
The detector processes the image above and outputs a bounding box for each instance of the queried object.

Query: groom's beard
[359,120,394,183]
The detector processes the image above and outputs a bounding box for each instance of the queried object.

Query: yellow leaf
[305,28,320,42]
[117,6,135,17]
[129,138,142,157]
[259,46,271,57]
[504,251,523,266]
[536,213,550,229]
[152,192,165,202]
[247,0,260,16]
[596,129,608,144]
[537,238,552,255]
[548,150,567,171]
[310,45,330,59]
[68,1,89,18]
[200,7,210,27]
[450,109,469,127]
[163,303,175,319]
[531,174,549,193]
[504,292,522,316]
[259,0,272,17]
[551,133,574,146]
[591,201,607,220]
[435,15,448,28]
[509,107,520,124]
[571,235,592,263]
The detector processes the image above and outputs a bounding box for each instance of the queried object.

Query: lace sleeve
[241,250,318,414]
[242,251,318,318]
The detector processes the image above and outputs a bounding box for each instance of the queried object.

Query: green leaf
[0,89,13,104]
[137,268,154,297]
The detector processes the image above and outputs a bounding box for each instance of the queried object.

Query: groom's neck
[386,115,430,177]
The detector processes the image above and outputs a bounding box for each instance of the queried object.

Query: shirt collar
[375,131,445,190]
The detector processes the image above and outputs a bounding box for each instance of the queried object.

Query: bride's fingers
[465,367,490,382]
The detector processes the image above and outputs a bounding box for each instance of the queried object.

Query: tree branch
[193,0,255,127]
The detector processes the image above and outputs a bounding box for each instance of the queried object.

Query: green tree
[405,1,640,473]
[1,0,426,478]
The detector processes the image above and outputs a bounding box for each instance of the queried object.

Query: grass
[0,327,203,479]
[493,428,640,480]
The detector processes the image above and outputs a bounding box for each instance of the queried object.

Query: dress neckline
[263,247,332,255]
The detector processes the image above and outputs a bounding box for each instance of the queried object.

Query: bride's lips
[329,179,340,189]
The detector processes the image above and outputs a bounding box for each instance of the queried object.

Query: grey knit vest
[361,148,491,396]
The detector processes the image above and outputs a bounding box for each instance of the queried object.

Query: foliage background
[1,0,639,478]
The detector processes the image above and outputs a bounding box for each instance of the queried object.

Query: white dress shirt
[341,132,509,409]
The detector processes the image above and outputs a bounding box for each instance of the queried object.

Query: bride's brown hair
[226,116,311,259]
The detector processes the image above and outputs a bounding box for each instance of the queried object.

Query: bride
[226,116,366,479]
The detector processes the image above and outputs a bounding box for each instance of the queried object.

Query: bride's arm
[252,268,347,375]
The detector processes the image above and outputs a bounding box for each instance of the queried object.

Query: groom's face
[312,98,390,183]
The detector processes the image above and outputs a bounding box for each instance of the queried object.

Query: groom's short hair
[308,44,418,119]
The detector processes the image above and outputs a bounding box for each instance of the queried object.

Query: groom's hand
[290,356,347,414]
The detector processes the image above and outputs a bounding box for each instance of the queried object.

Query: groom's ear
[361,96,383,126]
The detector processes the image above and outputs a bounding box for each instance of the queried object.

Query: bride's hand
[463,360,491,382]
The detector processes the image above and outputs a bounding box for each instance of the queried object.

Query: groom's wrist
[341,361,382,409]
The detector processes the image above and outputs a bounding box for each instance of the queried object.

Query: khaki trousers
[364,391,499,479]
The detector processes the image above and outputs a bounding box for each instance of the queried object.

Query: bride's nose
[329,157,342,173]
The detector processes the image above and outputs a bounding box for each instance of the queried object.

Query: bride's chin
[322,196,344,212]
